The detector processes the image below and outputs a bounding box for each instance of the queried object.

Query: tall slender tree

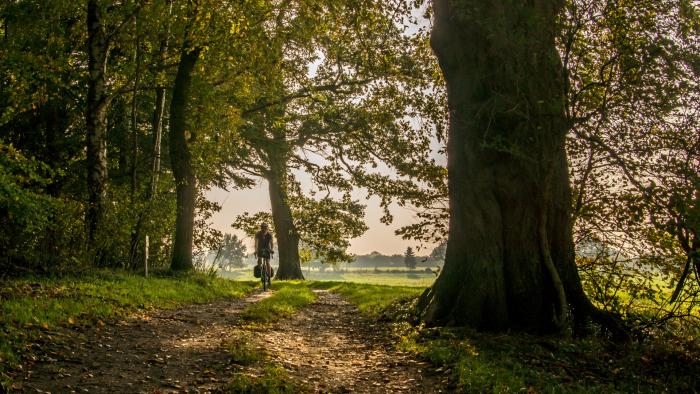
[168,10,201,271]
[85,0,110,247]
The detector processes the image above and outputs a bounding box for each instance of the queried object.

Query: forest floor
[15,289,446,393]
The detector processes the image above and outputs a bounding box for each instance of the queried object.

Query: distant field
[220,268,436,287]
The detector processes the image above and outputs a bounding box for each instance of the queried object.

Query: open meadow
[220,267,438,287]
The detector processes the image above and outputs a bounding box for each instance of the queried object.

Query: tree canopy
[1,0,698,335]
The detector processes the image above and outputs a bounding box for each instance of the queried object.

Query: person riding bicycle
[254,223,274,284]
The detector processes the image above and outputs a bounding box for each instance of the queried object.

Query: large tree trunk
[420,0,607,333]
[267,160,304,280]
[85,0,110,247]
[168,45,200,271]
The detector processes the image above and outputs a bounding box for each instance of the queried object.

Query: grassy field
[221,268,437,287]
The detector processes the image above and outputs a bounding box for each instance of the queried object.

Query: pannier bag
[253,265,261,278]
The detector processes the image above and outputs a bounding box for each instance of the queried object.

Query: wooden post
[144,235,149,277]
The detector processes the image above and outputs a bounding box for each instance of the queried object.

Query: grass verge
[224,329,307,393]
[240,281,316,324]
[321,281,699,393]
[395,324,700,393]
[310,281,423,316]
[0,270,256,389]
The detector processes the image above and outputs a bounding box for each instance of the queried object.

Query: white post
[144,235,149,278]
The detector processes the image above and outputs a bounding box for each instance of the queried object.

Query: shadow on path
[21,291,270,393]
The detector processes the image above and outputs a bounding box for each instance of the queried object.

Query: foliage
[561,0,700,330]
[0,142,86,274]
[233,191,368,263]
[215,233,247,270]
[429,241,447,261]
[225,0,447,261]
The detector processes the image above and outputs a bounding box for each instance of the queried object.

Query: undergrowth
[328,282,700,393]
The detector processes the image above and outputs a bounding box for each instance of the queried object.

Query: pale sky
[205,180,436,256]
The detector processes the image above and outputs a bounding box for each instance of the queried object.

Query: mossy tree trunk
[420,0,617,334]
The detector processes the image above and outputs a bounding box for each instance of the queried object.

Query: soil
[258,290,445,393]
[17,289,449,393]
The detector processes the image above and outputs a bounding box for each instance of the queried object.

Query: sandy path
[257,290,446,393]
[17,289,448,393]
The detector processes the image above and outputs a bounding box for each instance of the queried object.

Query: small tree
[430,241,447,261]
[404,247,417,270]
[217,234,247,270]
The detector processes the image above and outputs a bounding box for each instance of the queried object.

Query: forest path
[20,291,272,393]
[19,289,447,393]
[253,290,445,393]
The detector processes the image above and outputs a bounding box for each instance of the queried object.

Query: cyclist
[254,223,274,288]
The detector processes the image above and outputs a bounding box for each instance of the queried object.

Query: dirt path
[20,291,271,393]
[257,290,446,393]
[18,289,447,393]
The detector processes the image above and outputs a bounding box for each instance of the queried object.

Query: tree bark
[129,11,142,199]
[128,11,143,268]
[420,0,608,333]
[168,44,200,271]
[85,0,111,247]
[149,0,172,199]
[267,159,304,280]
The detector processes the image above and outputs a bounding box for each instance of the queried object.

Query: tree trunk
[129,11,142,199]
[420,0,608,333]
[85,0,110,247]
[143,0,172,268]
[168,44,200,271]
[149,0,172,199]
[267,161,304,280]
[128,11,143,268]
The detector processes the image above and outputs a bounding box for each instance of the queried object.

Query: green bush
[0,142,86,274]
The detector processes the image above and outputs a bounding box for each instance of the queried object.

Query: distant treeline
[302,252,443,269]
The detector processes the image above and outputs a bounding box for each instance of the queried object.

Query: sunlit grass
[310,281,423,316]
[240,281,316,323]
[221,268,436,287]
[225,364,307,393]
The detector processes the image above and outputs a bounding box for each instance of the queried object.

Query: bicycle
[260,253,273,291]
